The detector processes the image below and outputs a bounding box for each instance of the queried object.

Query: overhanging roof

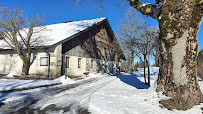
[0,17,106,49]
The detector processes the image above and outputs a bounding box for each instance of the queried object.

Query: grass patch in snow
[160,99,193,111]
[159,105,164,109]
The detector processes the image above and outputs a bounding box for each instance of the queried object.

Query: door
[61,54,65,76]
[63,55,69,76]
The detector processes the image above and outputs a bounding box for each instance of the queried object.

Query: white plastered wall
[0,45,120,77]
[0,44,62,77]
[0,51,49,75]
[66,55,121,76]
[51,44,62,77]
[29,52,49,75]
[66,56,87,76]
[0,53,23,74]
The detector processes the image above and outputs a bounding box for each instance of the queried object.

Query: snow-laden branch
[127,0,162,20]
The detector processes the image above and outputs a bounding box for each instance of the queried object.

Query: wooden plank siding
[62,20,121,62]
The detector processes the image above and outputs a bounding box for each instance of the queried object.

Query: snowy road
[0,74,117,114]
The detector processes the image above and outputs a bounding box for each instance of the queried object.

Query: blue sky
[1,0,203,49]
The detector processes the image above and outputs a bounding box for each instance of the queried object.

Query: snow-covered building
[0,18,125,78]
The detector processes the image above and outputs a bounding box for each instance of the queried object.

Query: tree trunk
[156,0,203,109]
[130,51,135,72]
[21,58,30,75]
[155,50,160,67]
[143,54,147,84]
[147,59,150,86]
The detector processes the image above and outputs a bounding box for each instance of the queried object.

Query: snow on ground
[0,75,96,113]
[0,79,57,91]
[0,75,77,91]
[35,67,203,113]
[0,67,203,114]
[33,74,116,113]
[89,67,203,114]
[6,72,19,78]
[54,75,75,85]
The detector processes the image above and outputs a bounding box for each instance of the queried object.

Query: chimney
[65,21,73,23]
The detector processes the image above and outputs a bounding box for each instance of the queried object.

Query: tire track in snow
[0,77,101,114]
[32,76,118,113]
[67,76,118,114]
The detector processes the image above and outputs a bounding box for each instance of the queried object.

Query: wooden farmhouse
[0,18,125,78]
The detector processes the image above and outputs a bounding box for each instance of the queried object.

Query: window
[78,58,81,68]
[40,57,48,66]
[66,57,70,68]
[91,60,93,68]
[93,45,96,51]
[93,38,96,51]
[100,29,104,35]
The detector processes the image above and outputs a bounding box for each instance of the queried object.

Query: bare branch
[117,7,158,72]
[0,7,46,75]
[127,0,162,20]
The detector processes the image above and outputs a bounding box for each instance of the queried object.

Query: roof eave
[50,18,107,48]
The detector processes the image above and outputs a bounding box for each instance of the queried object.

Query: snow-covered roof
[0,17,106,49]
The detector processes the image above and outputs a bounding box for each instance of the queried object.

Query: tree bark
[21,58,31,75]
[156,0,203,109]
[147,59,150,86]
[143,54,147,84]
[130,51,135,72]
[153,48,160,67]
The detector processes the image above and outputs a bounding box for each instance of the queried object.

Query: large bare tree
[117,8,158,85]
[152,35,160,67]
[136,26,159,86]
[0,7,45,75]
[117,8,145,72]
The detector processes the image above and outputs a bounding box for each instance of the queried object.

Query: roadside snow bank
[137,67,159,75]
[0,79,59,91]
[54,75,74,85]
[0,79,60,91]
[89,73,109,78]
[0,73,105,92]
[6,72,20,78]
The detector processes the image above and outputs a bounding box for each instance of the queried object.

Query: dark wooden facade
[62,19,125,62]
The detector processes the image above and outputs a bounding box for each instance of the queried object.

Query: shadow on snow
[110,73,150,89]
[0,80,39,106]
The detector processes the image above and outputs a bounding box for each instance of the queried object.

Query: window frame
[40,57,48,66]
[66,57,70,68]
[91,59,93,68]
[78,58,82,68]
